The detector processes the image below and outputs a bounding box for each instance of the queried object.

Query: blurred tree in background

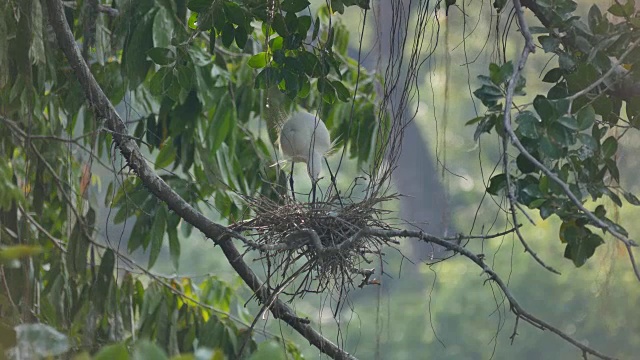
[1,0,640,359]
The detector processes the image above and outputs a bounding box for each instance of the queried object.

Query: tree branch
[521,0,640,101]
[501,0,560,275]
[370,228,614,360]
[44,1,355,358]
[504,0,640,283]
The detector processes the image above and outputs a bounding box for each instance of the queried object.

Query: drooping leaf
[516,111,540,139]
[247,52,269,68]
[564,232,604,267]
[148,206,167,269]
[623,191,640,206]
[94,343,129,360]
[156,142,177,169]
[487,174,507,195]
[601,136,618,158]
[133,340,169,360]
[282,0,311,13]
[123,12,156,88]
[576,105,595,130]
[153,7,175,48]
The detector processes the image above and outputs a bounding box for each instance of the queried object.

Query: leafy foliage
[472,0,640,267]
[0,0,374,357]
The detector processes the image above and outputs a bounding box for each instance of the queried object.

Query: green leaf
[248,52,269,68]
[235,25,248,49]
[317,78,336,103]
[147,47,176,65]
[29,0,45,65]
[529,26,549,34]
[519,182,543,204]
[473,115,497,141]
[92,248,115,312]
[332,80,350,101]
[539,35,560,52]
[601,136,618,158]
[516,153,537,174]
[271,13,288,36]
[623,191,640,206]
[168,226,180,271]
[578,133,598,154]
[489,61,513,85]
[576,105,595,130]
[559,53,576,70]
[588,5,603,32]
[149,68,172,96]
[282,0,311,13]
[487,174,507,195]
[153,8,174,48]
[224,3,246,25]
[564,233,604,267]
[155,143,176,169]
[221,23,235,48]
[557,116,579,130]
[473,84,503,107]
[595,204,607,218]
[608,3,630,17]
[542,68,563,83]
[148,206,167,269]
[124,13,155,89]
[604,187,623,207]
[547,123,573,146]
[188,12,198,29]
[533,95,555,122]
[254,67,281,89]
[606,158,620,183]
[493,0,507,11]
[516,111,540,139]
[210,98,234,152]
[177,65,194,91]
[539,200,557,219]
[298,15,312,35]
[133,340,169,360]
[247,340,287,360]
[94,343,129,360]
[281,69,300,97]
[188,0,214,12]
[540,137,563,159]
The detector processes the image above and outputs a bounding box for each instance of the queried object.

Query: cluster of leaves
[0,0,378,357]
[188,0,367,101]
[104,0,381,269]
[471,0,640,267]
[0,278,301,360]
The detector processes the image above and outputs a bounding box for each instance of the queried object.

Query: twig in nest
[231,194,397,308]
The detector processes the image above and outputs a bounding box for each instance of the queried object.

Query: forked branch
[504,0,640,282]
[374,228,614,360]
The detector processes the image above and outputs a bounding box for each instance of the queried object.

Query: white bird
[278,110,332,202]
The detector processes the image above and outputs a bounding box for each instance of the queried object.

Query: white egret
[278,110,335,202]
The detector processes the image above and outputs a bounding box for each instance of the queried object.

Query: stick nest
[231,195,398,300]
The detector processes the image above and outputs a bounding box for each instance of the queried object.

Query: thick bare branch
[44,1,355,358]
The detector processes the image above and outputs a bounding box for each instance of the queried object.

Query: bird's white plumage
[279,110,331,181]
